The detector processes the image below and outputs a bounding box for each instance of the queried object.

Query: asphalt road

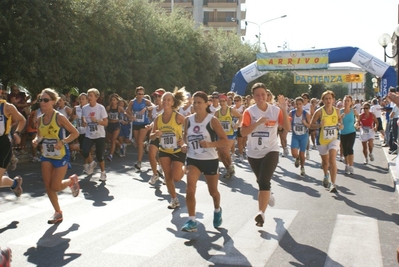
[1,133,399,267]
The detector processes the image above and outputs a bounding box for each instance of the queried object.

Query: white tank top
[186,114,218,160]
[245,104,280,158]
[179,105,192,117]
[74,105,86,134]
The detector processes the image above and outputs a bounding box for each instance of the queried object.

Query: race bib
[188,134,205,153]
[323,126,337,140]
[88,122,98,137]
[134,112,144,123]
[293,124,306,135]
[251,131,270,149]
[160,132,177,150]
[42,138,61,157]
[362,126,371,134]
[220,121,231,132]
[109,112,118,120]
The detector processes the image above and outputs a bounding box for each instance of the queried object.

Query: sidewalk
[382,144,399,193]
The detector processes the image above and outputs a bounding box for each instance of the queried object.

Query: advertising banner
[257,51,329,71]
[294,74,363,84]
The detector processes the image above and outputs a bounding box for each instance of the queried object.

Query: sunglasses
[38,98,51,103]
[234,99,240,102]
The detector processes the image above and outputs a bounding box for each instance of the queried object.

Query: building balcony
[159,0,193,8]
[205,0,237,8]
[204,18,238,27]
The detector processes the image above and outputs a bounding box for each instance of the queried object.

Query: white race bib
[323,126,337,140]
[42,138,61,157]
[188,134,205,154]
[0,115,5,135]
[220,121,231,132]
[134,112,144,123]
[160,132,177,150]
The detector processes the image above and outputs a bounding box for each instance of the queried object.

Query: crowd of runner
[0,83,392,237]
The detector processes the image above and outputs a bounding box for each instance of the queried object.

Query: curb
[381,145,399,193]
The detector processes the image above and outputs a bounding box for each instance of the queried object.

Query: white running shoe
[157,165,163,176]
[300,167,305,176]
[268,193,275,207]
[283,147,289,157]
[149,174,159,185]
[345,165,350,175]
[100,171,107,182]
[306,150,310,160]
[369,153,374,161]
[86,161,97,175]
[349,166,354,174]
[238,154,244,163]
[231,154,236,162]
[168,197,180,209]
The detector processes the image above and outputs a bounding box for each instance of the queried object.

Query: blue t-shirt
[340,108,356,135]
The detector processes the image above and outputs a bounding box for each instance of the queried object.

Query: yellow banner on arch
[294,74,363,84]
[257,51,329,71]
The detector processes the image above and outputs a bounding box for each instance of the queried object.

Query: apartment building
[154,0,246,35]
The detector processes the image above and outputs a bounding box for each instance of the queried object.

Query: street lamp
[245,15,287,52]
[378,24,399,87]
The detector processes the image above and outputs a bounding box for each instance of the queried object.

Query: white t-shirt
[209,104,220,115]
[303,103,311,114]
[353,103,361,114]
[370,104,382,118]
[82,103,108,139]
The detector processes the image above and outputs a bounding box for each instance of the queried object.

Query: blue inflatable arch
[230,46,397,97]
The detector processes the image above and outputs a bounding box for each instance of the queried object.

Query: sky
[243,0,399,65]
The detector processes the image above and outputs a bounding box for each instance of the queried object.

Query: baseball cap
[219,94,228,101]
[152,89,166,96]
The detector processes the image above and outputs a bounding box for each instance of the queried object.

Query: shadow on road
[24,223,81,267]
[272,218,344,267]
[0,221,19,234]
[80,178,114,207]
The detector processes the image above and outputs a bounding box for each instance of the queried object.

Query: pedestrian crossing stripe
[324,214,383,267]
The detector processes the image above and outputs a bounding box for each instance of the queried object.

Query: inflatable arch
[230,46,397,97]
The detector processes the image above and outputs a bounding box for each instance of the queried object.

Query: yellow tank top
[39,111,66,159]
[157,111,182,154]
[216,107,234,136]
[0,99,12,136]
[319,107,339,145]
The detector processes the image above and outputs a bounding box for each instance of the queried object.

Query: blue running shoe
[181,220,198,232]
[213,208,222,228]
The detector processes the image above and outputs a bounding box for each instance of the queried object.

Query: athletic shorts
[227,133,236,140]
[186,157,219,175]
[107,122,120,134]
[159,151,186,164]
[236,127,243,138]
[359,128,375,142]
[291,133,309,152]
[317,139,340,156]
[119,123,131,138]
[0,135,12,169]
[78,134,85,148]
[132,123,149,131]
[40,148,71,169]
[150,139,160,147]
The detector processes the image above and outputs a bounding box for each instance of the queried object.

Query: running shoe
[369,153,374,161]
[213,207,223,228]
[149,174,159,185]
[294,157,300,168]
[69,174,80,197]
[231,154,236,162]
[364,158,368,165]
[312,144,317,150]
[300,167,305,176]
[238,154,244,163]
[107,154,113,162]
[284,147,289,157]
[223,165,235,179]
[349,166,354,175]
[181,220,198,232]
[255,212,264,227]
[329,183,337,193]
[306,150,310,160]
[83,163,89,174]
[134,161,141,171]
[0,247,12,267]
[345,165,350,175]
[131,139,138,148]
[71,151,77,161]
[86,161,97,175]
[268,193,275,207]
[9,156,18,171]
[157,165,163,177]
[31,156,40,162]
[167,197,180,209]
[11,176,23,197]
[323,172,330,188]
[48,211,63,224]
[100,172,107,182]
